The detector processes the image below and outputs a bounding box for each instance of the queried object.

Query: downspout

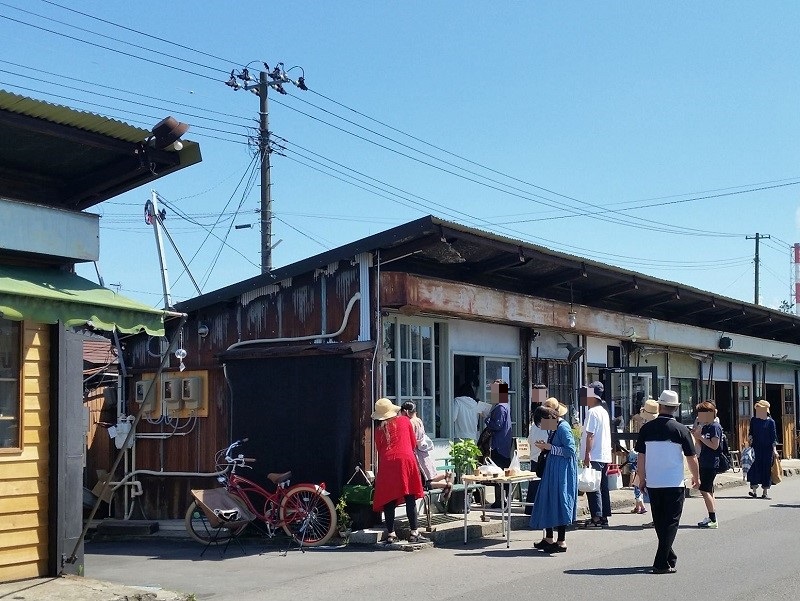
[370,250,381,471]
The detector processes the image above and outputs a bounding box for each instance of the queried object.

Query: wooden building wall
[0,323,49,581]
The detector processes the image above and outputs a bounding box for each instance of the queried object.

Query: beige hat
[371,398,401,420]
[754,399,770,410]
[642,399,660,416]
[543,397,568,417]
[658,390,680,407]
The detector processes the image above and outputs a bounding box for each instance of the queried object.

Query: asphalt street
[85,477,800,601]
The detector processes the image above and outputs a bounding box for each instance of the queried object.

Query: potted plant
[446,439,483,513]
[335,496,352,539]
[448,438,482,482]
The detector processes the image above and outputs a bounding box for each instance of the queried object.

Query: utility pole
[226,63,308,274]
[746,233,770,305]
[145,190,173,309]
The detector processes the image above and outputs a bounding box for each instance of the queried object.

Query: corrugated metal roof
[0,89,201,210]
[0,89,150,142]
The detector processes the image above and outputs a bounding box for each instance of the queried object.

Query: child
[628,449,647,514]
[740,444,755,482]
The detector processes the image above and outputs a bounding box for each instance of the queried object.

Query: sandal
[748,490,758,498]
[582,518,602,528]
[385,532,396,544]
[408,533,430,544]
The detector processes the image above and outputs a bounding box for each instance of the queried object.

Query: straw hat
[754,399,770,410]
[371,398,402,420]
[658,390,680,407]
[543,397,568,417]
[641,399,660,416]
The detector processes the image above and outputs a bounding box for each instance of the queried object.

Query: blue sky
[2,2,799,310]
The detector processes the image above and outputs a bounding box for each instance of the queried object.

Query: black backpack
[716,431,732,474]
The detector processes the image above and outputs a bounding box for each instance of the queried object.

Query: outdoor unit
[134,380,157,414]
[181,377,202,411]
[161,377,182,414]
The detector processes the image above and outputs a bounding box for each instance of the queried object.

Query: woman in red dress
[371,398,427,543]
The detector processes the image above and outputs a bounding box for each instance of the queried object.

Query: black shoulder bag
[535,429,556,477]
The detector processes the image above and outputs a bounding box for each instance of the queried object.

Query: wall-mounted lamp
[623,327,637,343]
[150,116,189,151]
[197,324,209,338]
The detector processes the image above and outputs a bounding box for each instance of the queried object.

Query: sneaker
[642,521,654,528]
[407,533,430,544]
[697,517,711,527]
[698,519,718,529]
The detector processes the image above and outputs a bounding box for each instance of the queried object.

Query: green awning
[0,265,166,335]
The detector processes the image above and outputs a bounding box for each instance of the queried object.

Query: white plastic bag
[578,466,601,492]
[478,456,504,477]
[508,450,521,473]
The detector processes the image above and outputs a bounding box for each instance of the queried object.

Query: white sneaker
[697,517,711,527]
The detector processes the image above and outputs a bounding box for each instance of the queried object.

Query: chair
[190,488,255,557]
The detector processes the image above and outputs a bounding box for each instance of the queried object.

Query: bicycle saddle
[267,471,292,484]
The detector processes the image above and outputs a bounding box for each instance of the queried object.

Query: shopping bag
[606,464,622,491]
[578,466,601,493]
[771,456,782,485]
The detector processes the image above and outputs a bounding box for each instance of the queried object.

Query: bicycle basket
[341,466,374,505]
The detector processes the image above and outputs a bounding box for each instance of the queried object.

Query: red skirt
[372,454,424,511]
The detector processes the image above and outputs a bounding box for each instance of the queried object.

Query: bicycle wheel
[279,484,336,547]
[184,500,247,546]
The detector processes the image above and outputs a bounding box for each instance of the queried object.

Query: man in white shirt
[453,384,487,440]
[580,381,612,527]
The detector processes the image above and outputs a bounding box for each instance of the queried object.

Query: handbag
[341,466,375,505]
[477,426,492,460]
[534,430,556,477]
[771,455,782,485]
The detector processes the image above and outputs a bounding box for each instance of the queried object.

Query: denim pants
[586,461,611,519]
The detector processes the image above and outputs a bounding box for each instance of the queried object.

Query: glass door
[599,366,658,436]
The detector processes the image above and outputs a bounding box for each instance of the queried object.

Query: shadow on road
[564,566,654,576]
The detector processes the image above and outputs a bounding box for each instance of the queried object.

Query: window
[738,384,752,418]
[784,387,795,416]
[0,319,21,450]
[382,318,437,436]
[533,359,574,411]
[671,377,697,424]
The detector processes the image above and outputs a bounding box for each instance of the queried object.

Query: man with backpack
[692,401,724,529]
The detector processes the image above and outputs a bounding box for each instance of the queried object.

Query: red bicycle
[185,439,337,547]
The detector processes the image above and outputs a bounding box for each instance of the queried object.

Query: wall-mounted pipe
[226,291,361,351]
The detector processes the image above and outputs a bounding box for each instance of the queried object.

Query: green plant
[448,438,482,481]
[335,496,352,532]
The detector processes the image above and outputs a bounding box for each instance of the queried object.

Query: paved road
[86,476,800,600]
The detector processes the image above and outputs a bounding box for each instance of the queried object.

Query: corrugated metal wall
[115,262,366,519]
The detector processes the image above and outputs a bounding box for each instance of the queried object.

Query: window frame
[382,316,438,436]
[0,318,23,453]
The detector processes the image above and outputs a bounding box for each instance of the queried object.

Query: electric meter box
[161,377,182,414]
[134,379,157,414]
[181,377,201,410]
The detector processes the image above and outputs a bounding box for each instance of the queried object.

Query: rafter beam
[592,278,639,300]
